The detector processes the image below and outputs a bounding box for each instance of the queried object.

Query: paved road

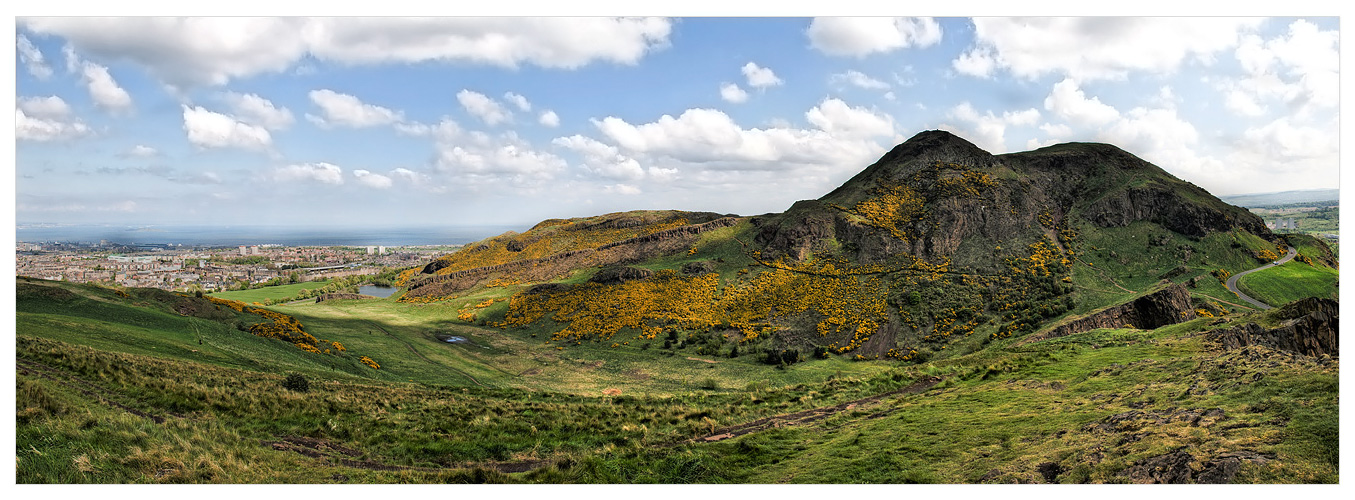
[1225,245,1297,310]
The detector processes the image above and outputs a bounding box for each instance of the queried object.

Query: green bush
[281,373,309,392]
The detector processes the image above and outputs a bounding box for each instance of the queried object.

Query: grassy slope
[1237,261,1339,307]
[16,277,1339,483]
[208,281,329,303]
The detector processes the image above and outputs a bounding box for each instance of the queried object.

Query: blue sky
[11,14,1342,228]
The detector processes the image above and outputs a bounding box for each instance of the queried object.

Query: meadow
[15,275,1339,483]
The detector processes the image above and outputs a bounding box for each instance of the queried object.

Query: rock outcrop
[588,266,654,285]
[1207,297,1338,357]
[1037,283,1196,340]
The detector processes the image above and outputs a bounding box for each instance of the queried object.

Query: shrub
[281,373,309,392]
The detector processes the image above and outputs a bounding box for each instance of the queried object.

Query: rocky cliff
[1033,283,1197,341]
[1207,297,1339,357]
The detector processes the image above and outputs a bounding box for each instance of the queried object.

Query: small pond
[358,285,398,298]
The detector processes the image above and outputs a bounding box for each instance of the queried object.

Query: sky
[10,13,1343,229]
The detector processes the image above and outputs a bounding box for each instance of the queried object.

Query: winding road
[1224,245,1296,310]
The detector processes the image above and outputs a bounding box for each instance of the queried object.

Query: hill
[1220,189,1340,208]
[16,131,1338,484]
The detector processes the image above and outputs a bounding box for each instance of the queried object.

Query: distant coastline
[14,224,521,247]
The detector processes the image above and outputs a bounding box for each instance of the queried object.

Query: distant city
[15,239,461,293]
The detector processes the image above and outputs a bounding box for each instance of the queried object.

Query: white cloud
[17,95,72,119]
[940,102,1040,153]
[17,34,53,79]
[394,117,462,140]
[181,105,272,151]
[554,134,646,180]
[15,108,91,141]
[390,167,431,184]
[741,62,783,88]
[952,47,997,78]
[124,145,159,157]
[504,92,531,112]
[457,90,512,126]
[223,92,294,130]
[1226,20,1338,117]
[1098,107,1205,174]
[430,131,567,187]
[830,70,890,90]
[590,98,892,172]
[306,89,402,128]
[1239,117,1337,162]
[273,162,344,185]
[604,184,642,195]
[1039,123,1073,138]
[720,83,749,103]
[807,17,942,57]
[21,17,673,88]
[539,110,560,128]
[80,61,133,112]
[1043,79,1121,127]
[353,169,393,189]
[804,98,895,139]
[958,17,1263,81]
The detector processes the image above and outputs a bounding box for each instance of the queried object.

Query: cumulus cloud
[955,17,1262,81]
[422,130,567,188]
[720,83,749,103]
[182,105,272,151]
[353,169,393,188]
[390,167,431,184]
[306,89,403,128]
[1043,79,1120,127]
[15,108,92,141]
[1225,19,1338,117]
[457,90,511,126]
[272,162,344,185]
[554,134,646,180]
[504,92,531,112]
[17,95,72,119]
[17,34,53,79]
[79,61,133,112]
[538,110,560,127]
[20,17,673,88]
[741,62,783,88]
[951,47,997,78]
[830,70,890,90]
[223,92,294,130]
[805,98,895,139]
[590,97,894,171]
[940,102,1040,153]
[807,17,942,57]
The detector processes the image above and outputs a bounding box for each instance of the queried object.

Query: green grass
[209,281,331,303]
[16,268,1339,484]
[1237,260,1339,307]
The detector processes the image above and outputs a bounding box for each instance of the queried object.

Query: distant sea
[14,224,524,247]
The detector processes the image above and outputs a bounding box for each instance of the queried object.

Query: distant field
[209,281,328,303]
[1237,261,1339,307]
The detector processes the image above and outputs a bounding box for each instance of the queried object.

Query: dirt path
[688,376,942,444]
[1225,246,1296,310]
